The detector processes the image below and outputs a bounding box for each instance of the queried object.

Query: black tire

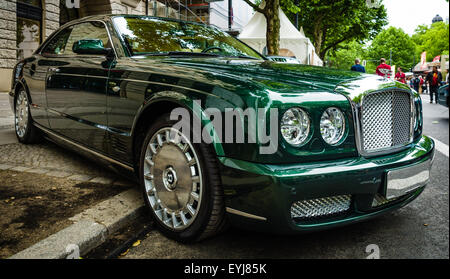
[14,88,41,144]
[139,112,227,242]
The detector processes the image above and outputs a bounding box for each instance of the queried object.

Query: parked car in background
[267,56,301,64]
[9,15,435,242]
[438,84,449,107]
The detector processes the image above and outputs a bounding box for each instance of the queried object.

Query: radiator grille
[361,90,412,154]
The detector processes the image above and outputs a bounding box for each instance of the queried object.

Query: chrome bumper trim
[35,123,134,172]
[226,207,267,221]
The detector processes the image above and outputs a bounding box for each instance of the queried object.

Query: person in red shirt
[395,67,406,84]
[419,75,424,94]
[426,66,443,103]
[376,58,392,78]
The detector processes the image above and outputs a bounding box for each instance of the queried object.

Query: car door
[45,21,113,152]
[22,27,74,128]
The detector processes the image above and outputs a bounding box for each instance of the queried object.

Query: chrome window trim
[38,19,118,60]
[346,88,415,158]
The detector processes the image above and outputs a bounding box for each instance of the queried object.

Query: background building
[0,0,253,91]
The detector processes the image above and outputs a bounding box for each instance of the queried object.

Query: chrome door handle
[48,67,60,73]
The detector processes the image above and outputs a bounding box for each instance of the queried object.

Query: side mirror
[72,39,114,58]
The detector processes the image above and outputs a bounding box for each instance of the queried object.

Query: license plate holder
[386,159,432,200]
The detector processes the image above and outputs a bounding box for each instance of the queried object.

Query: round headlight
[281,108,310,146]
[320,107,346,146]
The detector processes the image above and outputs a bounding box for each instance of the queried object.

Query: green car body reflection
[9,15,435,241]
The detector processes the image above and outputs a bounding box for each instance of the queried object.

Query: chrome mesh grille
[291,195,351,220]
[361,90,412,153]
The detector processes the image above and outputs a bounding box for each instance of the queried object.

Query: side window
[41,27,73,56]
[64,22,111,56]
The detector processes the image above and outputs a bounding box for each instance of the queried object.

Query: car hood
[139,57,411,100]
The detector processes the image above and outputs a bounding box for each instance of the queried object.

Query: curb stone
[9,188,145,259]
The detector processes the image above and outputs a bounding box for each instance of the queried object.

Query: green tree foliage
[282,0,388,59]
[368,27,416,71]
[327,41,367,69]
[412,22,449,61]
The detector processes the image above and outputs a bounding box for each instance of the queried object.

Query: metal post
[228,0,233,30]
[295,0,299,29]
[390,49,392,66]
[145,0,149,16]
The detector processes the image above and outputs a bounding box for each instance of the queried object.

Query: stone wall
[44,0,60,39]
[0,0,17,74]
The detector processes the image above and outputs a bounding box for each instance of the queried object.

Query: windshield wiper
[138,51,220,58]
[137,52,261,60]
[232,55,260,60]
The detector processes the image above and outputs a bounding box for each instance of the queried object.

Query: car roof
[60,14,208,29]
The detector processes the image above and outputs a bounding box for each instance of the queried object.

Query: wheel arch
[13,79,31,104]
[130,93,225,172]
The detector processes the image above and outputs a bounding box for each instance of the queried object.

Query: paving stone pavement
[0,141,135,187]
[0,93,14,130]
[0,93,135,187]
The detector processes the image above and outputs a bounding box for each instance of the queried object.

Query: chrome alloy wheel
[143,127,203,231]
[15,90,29,138]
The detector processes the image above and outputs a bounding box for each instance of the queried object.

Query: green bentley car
[9,15,435,242]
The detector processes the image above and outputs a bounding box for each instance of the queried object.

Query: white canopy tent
[238,8,323,66]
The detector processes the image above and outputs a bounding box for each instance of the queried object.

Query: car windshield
[112,16,264,60]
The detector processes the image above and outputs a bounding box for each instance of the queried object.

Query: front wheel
[139,113,227,242]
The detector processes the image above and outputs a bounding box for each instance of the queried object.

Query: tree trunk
[313,15,324,58]
[264,0,280,56]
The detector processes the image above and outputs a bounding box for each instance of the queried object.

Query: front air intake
[291,195,352,221]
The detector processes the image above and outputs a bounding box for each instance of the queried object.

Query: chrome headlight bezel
[414,97,422,132]
[280,108,311,147]
[320,107,347,146]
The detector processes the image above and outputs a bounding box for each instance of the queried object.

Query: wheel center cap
[163,167,178,191]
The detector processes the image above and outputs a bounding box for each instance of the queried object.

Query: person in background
[395,67,406,84]
[376,58,392,78]
[419,75,424,94]
[351,58,366,73]
[426,66,443,104]
[411,75,420,92]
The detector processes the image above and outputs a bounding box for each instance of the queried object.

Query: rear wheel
[14,89,40,144]
[139,113,227,242]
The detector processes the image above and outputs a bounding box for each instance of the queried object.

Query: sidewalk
[0,92,14,130]
[0,91,145,259]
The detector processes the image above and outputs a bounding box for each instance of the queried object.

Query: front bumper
[218,136,435,234]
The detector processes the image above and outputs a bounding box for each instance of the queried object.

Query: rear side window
[41,27,73,56]
[64,21,111,56]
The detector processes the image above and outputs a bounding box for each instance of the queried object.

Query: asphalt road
[123,94,449,260]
